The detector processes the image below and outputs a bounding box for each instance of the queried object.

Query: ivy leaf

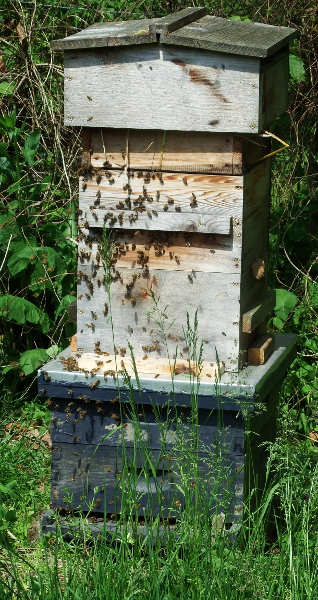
[289,54,306,82]
[19,348,48,375]
[0,295,40,325]
[274,289,298,323]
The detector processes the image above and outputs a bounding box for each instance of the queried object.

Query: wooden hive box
[41,10,298,532]
[51,7,298,134]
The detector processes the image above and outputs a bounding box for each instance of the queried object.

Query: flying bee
[188,274,193,282]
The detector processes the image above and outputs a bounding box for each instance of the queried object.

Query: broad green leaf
[23,129,41,167]
[274,289,298,323]
[19,348,48,375]
[289,54,306,82]
[0,295,40,325]
[0,81,15,95]
[55,294,76,319]
[46,344,59,359]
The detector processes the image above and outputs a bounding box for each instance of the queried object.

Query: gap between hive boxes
[76,353,224,382]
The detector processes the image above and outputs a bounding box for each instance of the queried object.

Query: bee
[152,210,158,216]
[77,294,83,300]
[82,183,87,191]
[190,193,197,207]
[222,332,226,336]
[103,303,109,316]
[188,274,193,282]
[157,172,163,182]
[147,211,152,218]
[175,255,180,265]
[143,354,148,360]
[182,177,187,185]
[163,204,168,211]
[89,379,100,389]
[175,205,181,212]
[110,396,119,403]
[96,175,102,184]
[72,435,80,442]
[154,374,160,379]
[167,197,174,204]
[91,311,98,320]
[142,326,147,332]
[95,190,101,204]
[156,191,160,201]
[103,160,112,168]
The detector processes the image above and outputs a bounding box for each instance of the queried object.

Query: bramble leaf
[19,348,48,375]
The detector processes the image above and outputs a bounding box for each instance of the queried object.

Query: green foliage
[272,288,298,330]
[289,54,306,82]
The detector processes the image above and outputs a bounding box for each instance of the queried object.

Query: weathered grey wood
[161,15,298,58]
[50,399,244,452]
[260,49,289,130]
[90,129,241,174]
[248,334,274,364]
[68,301,77,323]
[242,290,275,333]
[52,12,298,57]
[240,160,271,273]
[50,19,157,51]
[50,443,243,516]
[149,8,207,35]
[64,45,261,132]
[79,230,240,275]
[76,267,241,370]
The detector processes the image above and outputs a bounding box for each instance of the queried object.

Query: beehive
[50,8,298,374]
[39,9,298,531]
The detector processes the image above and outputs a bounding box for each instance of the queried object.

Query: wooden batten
[248,334,274,365]
[241,290,276,333]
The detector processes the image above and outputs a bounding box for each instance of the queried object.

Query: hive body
[40,9,298,532]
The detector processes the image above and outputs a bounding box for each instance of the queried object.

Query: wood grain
[241,290,275,333]
[90,129,240,173]
[248,334,274,364]
[78,170,243,232]
[64,44,260,132]
[76,267,241,370]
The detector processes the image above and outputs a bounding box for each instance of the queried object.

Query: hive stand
[40,9,298,538]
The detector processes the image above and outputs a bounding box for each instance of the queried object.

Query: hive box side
[64,45,261,132]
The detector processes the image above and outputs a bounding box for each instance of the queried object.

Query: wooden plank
[248,334,274,365]
[78,170,243,232]
[161,15,298,58]
[50,399,243,452]
[76,268,241,370]
[64,45,260,132]
[240,160,271,271]
[90,129,240,174]
[149,8,207,35]
[241,290,276,333]
[80,209,231,235]
[76,353,223,381]
[52,12,298,57]
[68,301,77,323]
[50,443,243,516]
[80,128,91,168]
[51,19,157,51]
[81,230,241,275]
[260,49,289,130]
